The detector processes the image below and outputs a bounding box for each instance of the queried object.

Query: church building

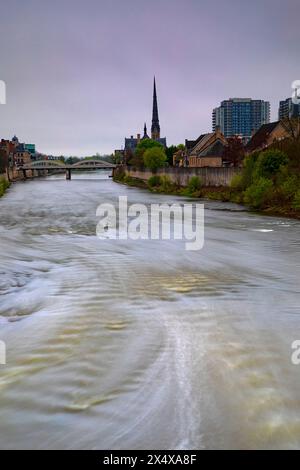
[123,78,167,156]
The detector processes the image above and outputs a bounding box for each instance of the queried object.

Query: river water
[0,172,299,450]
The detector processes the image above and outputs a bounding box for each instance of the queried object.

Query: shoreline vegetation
[113,164,300,220]
[0,176,10,198]
[113,131,300,220]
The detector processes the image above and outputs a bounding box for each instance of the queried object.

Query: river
[0,172,299,450]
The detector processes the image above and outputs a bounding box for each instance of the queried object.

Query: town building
[212,98,270,143]
[24,143,36,156]
[122,78,167,159]
[174,127,228,168]
[278,97,300,120]
[245,121,289,154]
[0,135,37,171]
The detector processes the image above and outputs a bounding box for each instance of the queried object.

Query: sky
[0,0,299,156]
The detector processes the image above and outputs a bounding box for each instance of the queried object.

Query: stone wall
[117,166,240,187]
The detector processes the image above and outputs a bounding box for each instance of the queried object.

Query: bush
[293,190,300,210]
[230,174,244,191]
[148,175,162,188]
[240,152,260,188]
[113,168,126,182]
[159,175,174,192]
[244,177,274,209]
[187,176,202,193]
[281,175,299,200]
[143,147,167,171]
[0,177,9,197]
[255,149,289,179]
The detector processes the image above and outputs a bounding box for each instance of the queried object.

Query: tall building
[212,98,270,142]
[151,77,160,140]
[123,77,166,156]
[24,143,36,155]
[278,97,300,120]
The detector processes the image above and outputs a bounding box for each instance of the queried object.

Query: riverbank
[0,175,10,198]
[113,169,300,220]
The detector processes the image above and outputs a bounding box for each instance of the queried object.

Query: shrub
[230,174,244,191]
[255,149,289,179]
[0,177,9,197]
[148,175,162,188]
[187,176,202,193]
[240,152,260,188]
[281,175,299,200]
[244,177,274,209]
[293,190,300,210]
[159,175,175,192]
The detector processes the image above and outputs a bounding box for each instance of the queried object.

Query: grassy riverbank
[114,168,300,220]
[0,176,10,198]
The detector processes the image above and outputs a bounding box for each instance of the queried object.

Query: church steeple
[142,122,149,140]
[151,77,160,140]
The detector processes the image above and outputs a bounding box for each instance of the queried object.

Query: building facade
[278,97,300,120]
[245,121,289,154]
[0,135,37,171]
[212,98,270,143]
[174,128,228,168]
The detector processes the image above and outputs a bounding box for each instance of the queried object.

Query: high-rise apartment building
[212,98,270,142]
[278,97,300,120]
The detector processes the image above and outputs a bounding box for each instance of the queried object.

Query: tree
[135,139,163,157]
[165,145,178,165]
[65,156,81,165]
[0,149,8,173]
[129,139,163,168]
[143,147,167,171]
[256,149,289,179]
[165,144,186,166]
[223,136,245,167]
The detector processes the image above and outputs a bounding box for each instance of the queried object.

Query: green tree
[143,147,167,171]
[65,156,81,165]
[129,139,163,168]
[0,149,8,173]
[255,149,289,179]
[136,139,163,156]
[165,145,178,166]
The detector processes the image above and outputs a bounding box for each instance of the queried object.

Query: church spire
[151,76,160,140]
[142,122,149,139]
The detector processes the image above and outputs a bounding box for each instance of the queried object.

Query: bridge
[19,159,116,180]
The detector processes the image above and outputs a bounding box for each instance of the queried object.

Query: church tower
[151,77,160,140]
[143,122,149,139]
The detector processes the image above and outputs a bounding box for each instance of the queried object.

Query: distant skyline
[0,0,299,156]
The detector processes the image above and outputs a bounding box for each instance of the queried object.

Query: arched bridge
[19,159,116,180]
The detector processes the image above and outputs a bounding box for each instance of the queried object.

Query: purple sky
[0,0,299,156]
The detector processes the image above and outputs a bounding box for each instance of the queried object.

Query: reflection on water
[0,172,300,449]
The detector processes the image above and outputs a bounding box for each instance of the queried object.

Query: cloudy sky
[0,0,299,156]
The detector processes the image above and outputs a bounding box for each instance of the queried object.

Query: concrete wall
[119,166,240,187]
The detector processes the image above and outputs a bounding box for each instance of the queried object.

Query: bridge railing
[20,159,116,170]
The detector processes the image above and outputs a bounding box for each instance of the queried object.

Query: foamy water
[0,172,299,449]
